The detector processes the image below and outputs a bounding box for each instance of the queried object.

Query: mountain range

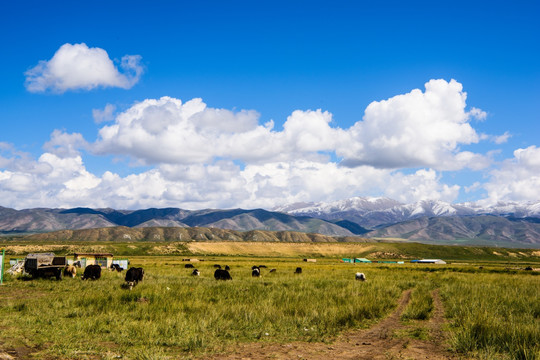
[0,206,354,236]
[2,197,540,247]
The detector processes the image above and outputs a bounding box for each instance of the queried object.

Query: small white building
[415,259,446,264]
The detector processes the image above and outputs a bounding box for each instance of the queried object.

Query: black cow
[258,265,267,268]
[214,269,232,280]
[295,267,302,274]
[110,263,123,272]
[191,269,200,276]
[185,264,194,268]
[224,265,231,271]
[125,267,144,290]
[269,268,276,273]
[251,265,259,270]
[214,264,222,269]
[82,264,101,280]
[252,267,261,277]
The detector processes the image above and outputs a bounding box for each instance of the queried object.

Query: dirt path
[201,289,460,360]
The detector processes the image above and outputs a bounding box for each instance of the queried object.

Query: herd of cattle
[52,262,366,289]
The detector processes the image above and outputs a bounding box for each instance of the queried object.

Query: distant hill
[274,197,540,247]
[23,226,367,243]
[3,197,540,247]
[0,206,353,237]
[367,215,540,247]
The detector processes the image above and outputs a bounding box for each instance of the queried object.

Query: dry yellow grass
[186,241,377,257]
[4,244,111,255]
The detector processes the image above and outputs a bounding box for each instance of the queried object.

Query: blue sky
[0,1,539,209]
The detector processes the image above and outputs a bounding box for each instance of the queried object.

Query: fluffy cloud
[482,146,540,204]
[3,79,522,209]
[93,97,343,165]
[93,80,488,172]
[338,79,485,170]
[0,146,459,210]
[383,169,460,203]
[92,104,116,123]
[25,43,143,93]
[43,130,87,158]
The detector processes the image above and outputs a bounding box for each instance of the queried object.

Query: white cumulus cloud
[25,43,143,93]
[93,97,343,165]
[92,104,117,123]
[481,146,540,204]
[3,78,521,209]
[93,80,488,172]
[337,79,485,170]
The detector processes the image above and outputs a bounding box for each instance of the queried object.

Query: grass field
[1,243,539,359]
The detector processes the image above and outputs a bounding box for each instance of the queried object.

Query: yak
[124,267,144,290]
[214,268,232,280]
[63,265,77,278]
[82,265,101,280]
[110,263,123,272]
[355,272,367,281]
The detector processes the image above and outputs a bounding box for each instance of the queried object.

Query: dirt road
[202,289,460,360]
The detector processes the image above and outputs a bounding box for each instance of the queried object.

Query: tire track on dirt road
[202,288,460,360]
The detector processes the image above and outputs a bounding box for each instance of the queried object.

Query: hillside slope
[368,216,540,247]
[0,207,352,236]
[23,226,365,243]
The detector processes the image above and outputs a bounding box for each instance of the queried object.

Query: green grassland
[2,238,540,261]
[1,242,540,359]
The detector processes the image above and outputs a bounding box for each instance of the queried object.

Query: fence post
[0,249,5,284]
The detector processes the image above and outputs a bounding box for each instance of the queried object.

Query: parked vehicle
[24,253,66,280]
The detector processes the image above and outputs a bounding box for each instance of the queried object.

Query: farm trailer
[24,253,66,280]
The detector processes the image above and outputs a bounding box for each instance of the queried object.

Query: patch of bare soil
[0,344,35,360]
[201,289,461,360]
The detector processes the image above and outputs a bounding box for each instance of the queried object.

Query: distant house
[72,253,114,268]
[354,258,372,263]
[411,259,447,264]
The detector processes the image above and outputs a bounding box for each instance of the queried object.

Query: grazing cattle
[224,265,231,271]
[185,264,194,268]
[258,265,267,268]
[251,265,259,270]
[214,269,232,280]
[73,261,82,268]
[82,265,101,280]
[355,272,366,281]
[214,264,222,269]
[294,267,302,274]
[269,268,276,273]
[63,265,77,278]
[110,264,123,272]
[252,267,261,277]
[124,267,144,290]
[191,269,200,276]
[525,266,533,271]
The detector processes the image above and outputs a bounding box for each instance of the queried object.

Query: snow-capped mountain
[274,197,402,216]
[274,197,540,229]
